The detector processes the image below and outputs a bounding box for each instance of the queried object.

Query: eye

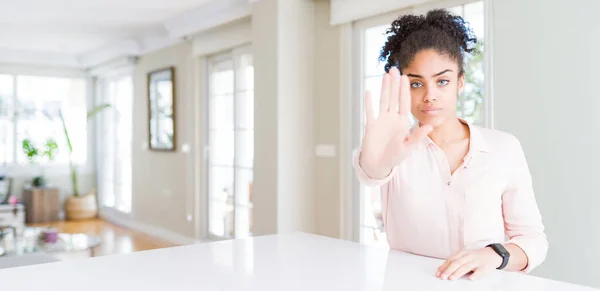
[438,79,450,86]
[411,81,423,88]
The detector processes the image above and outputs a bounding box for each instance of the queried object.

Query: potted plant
[21,138,43,187]
[60,104,110,220]
[21,138,58,187]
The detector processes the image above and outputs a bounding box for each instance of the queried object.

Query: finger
[469,267,488,281]
[398,74,411,116]
[379,73,391,113]
[389,67,400,113]
[437,251,465,275]
[449,261,478,280]
[439,254,471,280]
[405,124,433,147]
[437,251,468,277]
[364,90,374,125]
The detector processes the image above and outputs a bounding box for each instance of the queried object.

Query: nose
[423,87,437,103]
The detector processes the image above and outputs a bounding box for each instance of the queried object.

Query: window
[0,75,14,166]
[354,1,485,247]
[0,74,87,167]
[97,75,133,213]
[206,45,254,240]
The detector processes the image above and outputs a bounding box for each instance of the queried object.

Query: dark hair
[379,9,478,75]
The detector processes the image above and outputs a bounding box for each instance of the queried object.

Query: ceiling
[0,0,219,67]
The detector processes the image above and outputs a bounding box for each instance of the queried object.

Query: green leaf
[61,104,111,196]
[458,39,485,124]
[43,138,59,161]
[87,104,111,120]
[21,138,39,164]
[59,111,73,154]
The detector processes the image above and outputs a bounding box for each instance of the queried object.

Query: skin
[404,49,469,175]
[359,49,529,280]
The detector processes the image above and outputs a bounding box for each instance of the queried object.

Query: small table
[0,227,102,258]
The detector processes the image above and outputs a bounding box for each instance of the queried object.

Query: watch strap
[487,243,510,270]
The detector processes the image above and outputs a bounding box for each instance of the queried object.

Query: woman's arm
[436,135,548,280]
[436,243,530,280]
[352,148,398,186]
[502,136,549,273]
[502,243,530,271]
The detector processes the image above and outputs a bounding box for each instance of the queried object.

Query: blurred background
[0,0,599,288]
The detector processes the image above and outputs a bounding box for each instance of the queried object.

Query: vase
[65,192,98,220]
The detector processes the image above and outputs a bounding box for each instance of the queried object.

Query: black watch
[486,243,510,270]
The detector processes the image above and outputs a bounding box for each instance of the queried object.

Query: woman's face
[403,49,464,128]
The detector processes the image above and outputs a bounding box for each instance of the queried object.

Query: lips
[421,108,442,115]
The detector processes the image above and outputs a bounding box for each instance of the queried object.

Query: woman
[354,9,548,281]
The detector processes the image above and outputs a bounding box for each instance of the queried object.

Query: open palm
[360,68,432,178]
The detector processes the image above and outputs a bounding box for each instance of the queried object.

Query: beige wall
[251,0,279,235]
[314,1,342,238]
[126,0,343,240]
[132,42,196,238]
[3,0,342,240]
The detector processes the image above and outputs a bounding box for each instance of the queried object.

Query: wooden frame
[147,67,176,152]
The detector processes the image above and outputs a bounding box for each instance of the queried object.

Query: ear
[458,72,465,93]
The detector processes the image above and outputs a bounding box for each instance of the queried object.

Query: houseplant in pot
[60,104,110,220]
[21,138,44,187]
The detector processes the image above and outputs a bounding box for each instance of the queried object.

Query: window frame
[95,70,134,216]
[349,0,492,246]
[204,44,254,241]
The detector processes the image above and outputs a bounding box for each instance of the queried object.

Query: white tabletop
[0,232,596,290]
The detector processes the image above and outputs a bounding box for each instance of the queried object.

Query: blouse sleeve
[502,136,549,273]
[352,148,397,186]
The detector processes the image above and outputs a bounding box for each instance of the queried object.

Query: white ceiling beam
[78,39,140,68]
[330,0,436,25]
[191,19,252,57]
[136,27,181,55]
[163,0,251,39]
[0,0,254,70]
[86,56,138,77]
[0,48,81,68]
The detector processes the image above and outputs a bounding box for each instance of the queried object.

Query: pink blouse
[353,119,548,273]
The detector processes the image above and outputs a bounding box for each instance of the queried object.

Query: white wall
[493,0,600,287]
[276,0,316,233]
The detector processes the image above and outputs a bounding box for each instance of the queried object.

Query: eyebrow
[406,69,453,78]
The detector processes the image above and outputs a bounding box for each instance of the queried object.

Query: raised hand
[359,67,433,179]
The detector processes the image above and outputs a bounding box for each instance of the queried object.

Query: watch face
[493,244,510,257]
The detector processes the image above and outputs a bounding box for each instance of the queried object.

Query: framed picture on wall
[147,67,176,152]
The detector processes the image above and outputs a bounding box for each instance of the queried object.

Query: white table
[0,232,596,290]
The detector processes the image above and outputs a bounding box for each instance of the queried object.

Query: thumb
[404,124,433,146]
